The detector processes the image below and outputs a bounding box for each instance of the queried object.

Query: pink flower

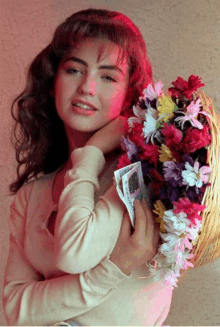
[182,253,194,270]
[173,197,206,225]
[164,270,180,288]
[168,75,205,100]
[199,164,212,183]
[180,234,193,252]
[142,81,164,101]
[175,98,210,130]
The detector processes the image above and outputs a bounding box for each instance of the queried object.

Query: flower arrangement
[117,75,220,288]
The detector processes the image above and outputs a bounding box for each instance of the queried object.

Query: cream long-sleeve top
[3,146,173,326]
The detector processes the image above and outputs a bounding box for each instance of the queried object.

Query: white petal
[191,119,204,129]
[143,84,156,101]
[185,162,193,171]
[133,105,146,120]
[194,161,200,172]
[127,117,142,128]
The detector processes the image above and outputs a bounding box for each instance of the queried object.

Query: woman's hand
[109,199,160,275]
[85,116,127,155]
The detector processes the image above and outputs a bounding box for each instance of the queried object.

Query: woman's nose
[78,74,96,96]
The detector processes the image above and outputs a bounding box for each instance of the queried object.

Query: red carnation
[139,144,159,166]
[128,122,145,148]
[150,169,165,196]
[161,124,183,150]
[168,75,205,100]
[150,169,165,182]
[117,153,132,170]
[181,125,211,154]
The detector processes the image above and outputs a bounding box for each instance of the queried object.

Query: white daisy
[163,210,190,235]
[182,161,211,187]
[143,112,161,143]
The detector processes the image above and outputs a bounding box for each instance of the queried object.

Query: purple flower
[185,185,205,202]
[183,154,194,166]
[163,161,185,187]
[121,137,139,160]
[141,161,150,177]
[160,184,179,203]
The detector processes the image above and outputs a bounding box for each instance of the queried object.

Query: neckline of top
[49,152,120,205]
[50,167,61,205]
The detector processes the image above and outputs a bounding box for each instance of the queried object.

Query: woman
[3,8,173,326]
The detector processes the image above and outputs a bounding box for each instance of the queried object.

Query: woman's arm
[3,180,159,326]
[53,119,127,273]
[54,117,160,274]
[54,145,125,273]
[3,182,130,326]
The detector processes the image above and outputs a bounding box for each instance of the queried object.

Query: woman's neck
[61,148,121,175]
[59,122,124,174]
[66,128,95,152]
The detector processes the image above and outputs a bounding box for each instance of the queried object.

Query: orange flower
[153,200,167,233]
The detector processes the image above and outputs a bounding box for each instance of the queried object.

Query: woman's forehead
[68,37,128,66]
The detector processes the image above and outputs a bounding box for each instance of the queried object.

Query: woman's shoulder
[15,170,57,202]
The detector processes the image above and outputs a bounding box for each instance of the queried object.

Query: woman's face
[54,38,129,135]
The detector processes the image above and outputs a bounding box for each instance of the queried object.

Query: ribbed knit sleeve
[54,146,127,274]
[3,176,131,326]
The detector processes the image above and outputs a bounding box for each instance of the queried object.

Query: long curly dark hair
[8,8,153,196]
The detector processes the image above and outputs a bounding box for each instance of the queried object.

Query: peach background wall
[0,0,220,325]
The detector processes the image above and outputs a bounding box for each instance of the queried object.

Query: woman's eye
[65,68,82,75]
[102,76,116,83]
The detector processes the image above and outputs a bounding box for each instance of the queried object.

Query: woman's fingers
[85,116,127,154]
[141,198,155,233]
[110,199,160,274]
[120,212,133,239]
[132,198,160,259]
[132,200,147,239]
[141,198,161,247]
[133,199,155,238]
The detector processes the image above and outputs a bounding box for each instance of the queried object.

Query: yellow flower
[157,94,178,122]
[153,200,167,233]
[159,144,174,162]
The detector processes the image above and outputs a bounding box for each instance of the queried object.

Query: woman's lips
[72,104,97,116]
[72,100,98,111]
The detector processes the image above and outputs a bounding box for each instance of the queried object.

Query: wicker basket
[178,91,220,283]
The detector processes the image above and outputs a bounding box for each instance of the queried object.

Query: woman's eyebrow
[99,65,124,76]
[63,56,87,66]
[63,56,124,75]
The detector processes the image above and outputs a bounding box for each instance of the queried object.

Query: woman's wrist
[108,256,132,276]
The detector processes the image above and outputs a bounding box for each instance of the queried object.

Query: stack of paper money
[114,162,150,227]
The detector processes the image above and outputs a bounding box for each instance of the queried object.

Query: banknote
[114,162,138,203]
[114,162,150,227]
